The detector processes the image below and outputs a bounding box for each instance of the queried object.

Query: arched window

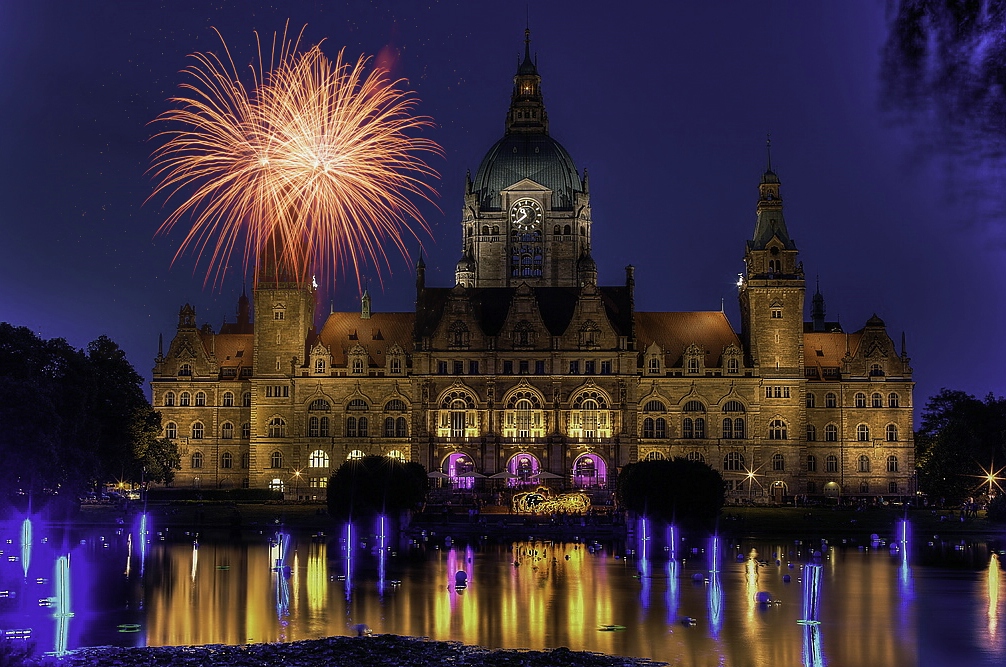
[683,400,706,413]
[694,418,706,438]
[352,359,364,374]
[887,455,899,472]
[727,358,739,374]
[768,419,787,440]
[241,422,250,439]
[772,453,785,471]
[222,392,234,407]
[855,393,867,408]
[346,416,357,437]
[221,452,233,469]
[643,418,654,438]
[164,391,175,407]
[347,449,364,461]
[221,422,234,439]
[241,452,250,468]
[178,363,192,377]
[268,417,286,438]
[733,418,745,439]
[825,393,837,408]
[384,417,396,437]
[860,481,870,494]
[320,416,330,437]
[309,450,329,468]
[806,424,817,441]
[858,455,871,473]
[807,455,817,472]
[687,451,705,463]
[242,392,252,407]
[825,455,838,473]
[647,357,660,374]
[396,417,407,437]
[872,393,883,408]
[564,224,571,235]
[825,424,838,442]
[722,400,745,413]
[270,451,283,468]
[191,452,203,469]
[682,417,693,438]
[655,417,666,438]
[806,393,815,409]
[315,358,326,374]
[385,399,407,412]
[309,416,320,437]
[886,424,898,442]
[358,416,369,437]
[387,450,407,463]
[347,398,369,411]
[191,422,204,439]
[179,392,191,407]
[644,451,665,461]
[687,358,699,374]
[857,424,870,442]
[643,400,666,412]
[723,452,744,471]
[722,418,733,439]
[888,482,898,494]
[195,392,206,407]
[888,393,900,408]
[165,422,177,439]
[310,399,331,411]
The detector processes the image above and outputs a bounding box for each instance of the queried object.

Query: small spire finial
[766,132,773,172]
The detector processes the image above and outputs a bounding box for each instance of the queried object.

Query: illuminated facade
[152,31,914,502]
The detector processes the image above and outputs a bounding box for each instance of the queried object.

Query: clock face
[509,198,543,231]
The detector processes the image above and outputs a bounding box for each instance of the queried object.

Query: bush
[616,457,725,529]
[327,456,428,520]
[987,495,1006,523]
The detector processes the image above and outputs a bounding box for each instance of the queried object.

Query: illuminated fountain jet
[20,517,32,579]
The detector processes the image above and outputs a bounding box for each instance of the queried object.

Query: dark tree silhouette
[617,458,725,529]
[327,455,428,520]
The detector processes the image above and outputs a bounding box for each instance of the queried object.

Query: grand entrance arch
[572,453,607,489]
[506,452,541,485]
[442,452,477,489]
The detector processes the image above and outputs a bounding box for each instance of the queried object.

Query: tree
[616,457,725,529]
[916,388,1006,505]
[327,455,428,520]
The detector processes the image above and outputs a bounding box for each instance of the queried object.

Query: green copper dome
[472,133,582,211]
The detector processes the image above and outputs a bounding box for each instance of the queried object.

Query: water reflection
[989,553,1002,644]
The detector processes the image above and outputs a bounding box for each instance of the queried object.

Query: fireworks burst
[149,26,441,289]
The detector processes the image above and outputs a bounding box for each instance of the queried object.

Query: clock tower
[457,30,592,288]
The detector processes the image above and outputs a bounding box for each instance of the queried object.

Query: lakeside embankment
[15,635,664,667]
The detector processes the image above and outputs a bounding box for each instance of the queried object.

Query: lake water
[1,515,1004,667]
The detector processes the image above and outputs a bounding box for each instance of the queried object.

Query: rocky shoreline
[38,635,665,667]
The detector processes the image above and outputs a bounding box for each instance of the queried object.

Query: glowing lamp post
[293,469,302,501]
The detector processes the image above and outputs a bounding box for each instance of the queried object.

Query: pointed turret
[749,138,795,251]
[811,279,826,332]
[577,247,597,286]
[506,28,549,134]
[361,289,371,319]
[237,286,250,327]
[416,247,426,293]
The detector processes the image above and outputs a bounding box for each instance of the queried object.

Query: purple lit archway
[572,453,607,488]
[506,452,541,486]
[442,452,476,489]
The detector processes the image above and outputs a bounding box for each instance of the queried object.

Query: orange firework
[149,27,441,288]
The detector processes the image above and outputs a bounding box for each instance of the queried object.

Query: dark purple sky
[1,1,1002,418]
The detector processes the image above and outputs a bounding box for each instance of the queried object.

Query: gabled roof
[210,333,253,368]
[634,311,741,368]
[804,331,862,368]
[316,312,414,366]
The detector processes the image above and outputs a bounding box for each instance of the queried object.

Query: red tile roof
[634,311,741,367]
[316,312,414,366]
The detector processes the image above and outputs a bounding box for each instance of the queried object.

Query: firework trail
[150,26,441,289]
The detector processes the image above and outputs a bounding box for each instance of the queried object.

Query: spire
[361,289,371,319]
[901,331,907,357]
[750,150,795,250]
[766,133,773,172]
[237,287,250,327]
[416,246,426,292]
[811,277,826,332]
[506,29,548,134]
[158,333,163,357]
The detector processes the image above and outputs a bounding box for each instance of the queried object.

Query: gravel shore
[41,635,664,667]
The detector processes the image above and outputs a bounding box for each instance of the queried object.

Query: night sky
[2,1,1003,419]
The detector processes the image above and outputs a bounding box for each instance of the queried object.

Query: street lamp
[292,469,302,501]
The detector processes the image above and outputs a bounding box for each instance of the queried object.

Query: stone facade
[151,32,915,502]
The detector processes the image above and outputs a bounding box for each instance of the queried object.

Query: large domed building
[152,32,915,504]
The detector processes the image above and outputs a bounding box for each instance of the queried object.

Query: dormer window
[352,359,364,374]
[648,357,660,374]
[315,358,326,374]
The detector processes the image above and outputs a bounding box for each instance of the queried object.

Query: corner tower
[252,242,316,378]
[460,30,592,288]
[738,159,805,376]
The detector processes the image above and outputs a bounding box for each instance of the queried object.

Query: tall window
[346,416,357,437]
[396,417,407,437]
[825,455,838,473]
[772,453,785,471]
[357,416,369,437]
[727,358,739,374]
[221,452,233,469]
[268,417,286,438]
[768,419,787,440]
[858,455,871,473]
[315,358,326,374]
[241,422,250,439]
[655,418,666,438]
[825,393,837,408]
[855,393,867,408]
[825,424,838,442]
[309,450,329,468]
[242,392,252,407]
[682,417,693,439]
[221,422,234,439]
[165,422,177,439]
[687,358,700,374]
[857,424,870,442]
[886,424,898,442]
[222,392,234,407]
[180,392,191,407]
[888,393,900,408]
[385,417,396,438]
[723,452,744,471]
[195,392,206,407]
[687,451,705,463]
[270,451,283,468]
[733,418,745,439]
[191,452,203,469]
[191,422,204,439]
[722,418,733,439]
[806,393,816,408]
[887,455,899,472]
[807,455,817,472]
[164,392,175,407]
[320,416,330,437]
[241,452,250,468]
[309,416,320,437]
[872,393,883,408]
[647,357,660,374]
[643,418,655,439]
[806,424,817,441]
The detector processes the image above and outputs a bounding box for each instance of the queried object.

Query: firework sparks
[149,27,441,289]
